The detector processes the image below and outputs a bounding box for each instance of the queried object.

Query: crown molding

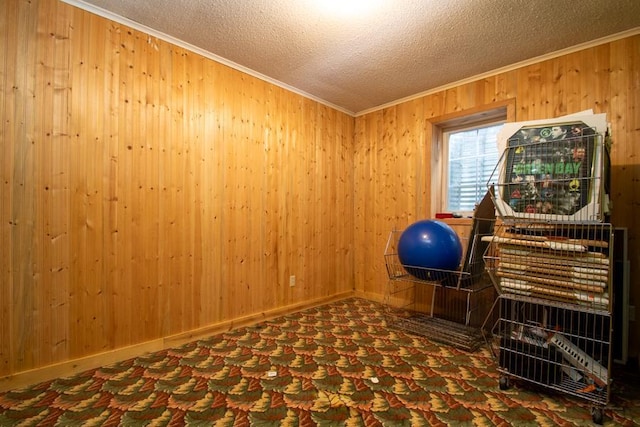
[356,27,640,116]
[59,1,639,119]
[61,0,356,116]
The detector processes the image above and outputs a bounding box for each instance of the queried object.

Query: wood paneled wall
[2,0,639,388]
[354,35,640,355]
[0,0,355,383]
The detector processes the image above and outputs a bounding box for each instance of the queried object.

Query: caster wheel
[591,407,603,425]
[499,376,510,390]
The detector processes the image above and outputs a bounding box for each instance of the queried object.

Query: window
[429,101,513,217]
[445,123,503,213]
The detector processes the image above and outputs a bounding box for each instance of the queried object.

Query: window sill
[438,217,473,226]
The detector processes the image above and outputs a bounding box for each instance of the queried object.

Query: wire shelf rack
[384,218,495,290]
[485,294,612,408]
[482,117,613,424]
[488,127,610,223]
[483,222,613,311]
[383,218,496,352]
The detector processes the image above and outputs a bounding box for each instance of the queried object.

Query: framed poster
[492,114,608,222]
[502,121,596,216]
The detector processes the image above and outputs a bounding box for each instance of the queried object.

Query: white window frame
[429,101,513,218]
[441,120,504,216]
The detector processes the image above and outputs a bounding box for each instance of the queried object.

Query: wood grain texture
[2,0,640,386]
[0,0,355,382]
[354,35,640,356]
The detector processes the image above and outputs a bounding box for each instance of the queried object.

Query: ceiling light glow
[315,0,383,17]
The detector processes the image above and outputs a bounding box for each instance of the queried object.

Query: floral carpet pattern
[1,298,639,426]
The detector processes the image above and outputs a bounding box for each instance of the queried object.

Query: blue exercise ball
[397,219,463,279]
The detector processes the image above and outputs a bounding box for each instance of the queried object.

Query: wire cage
[384,217,496,290]
[383,218,497,352]
[483,221,613,311]
[486,294,612,422]
[488,125,611,223]
[481,218,614,423]
[481,116,614,424]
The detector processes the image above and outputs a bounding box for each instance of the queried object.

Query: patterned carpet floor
[1,298,639,426]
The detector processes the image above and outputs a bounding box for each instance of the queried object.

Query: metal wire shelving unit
[482,119,613,424]
[383,216,496,352]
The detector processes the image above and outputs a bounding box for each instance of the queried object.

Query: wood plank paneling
[2,0,639,388]
[0,0,355,385]
[354,35,640,357]
[11,0,39,371]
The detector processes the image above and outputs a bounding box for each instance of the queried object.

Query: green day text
[512,162,582,176]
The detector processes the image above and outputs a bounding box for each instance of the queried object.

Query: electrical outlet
[289,275,296,287]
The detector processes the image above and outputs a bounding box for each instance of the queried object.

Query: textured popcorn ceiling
[68,0,640,115]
